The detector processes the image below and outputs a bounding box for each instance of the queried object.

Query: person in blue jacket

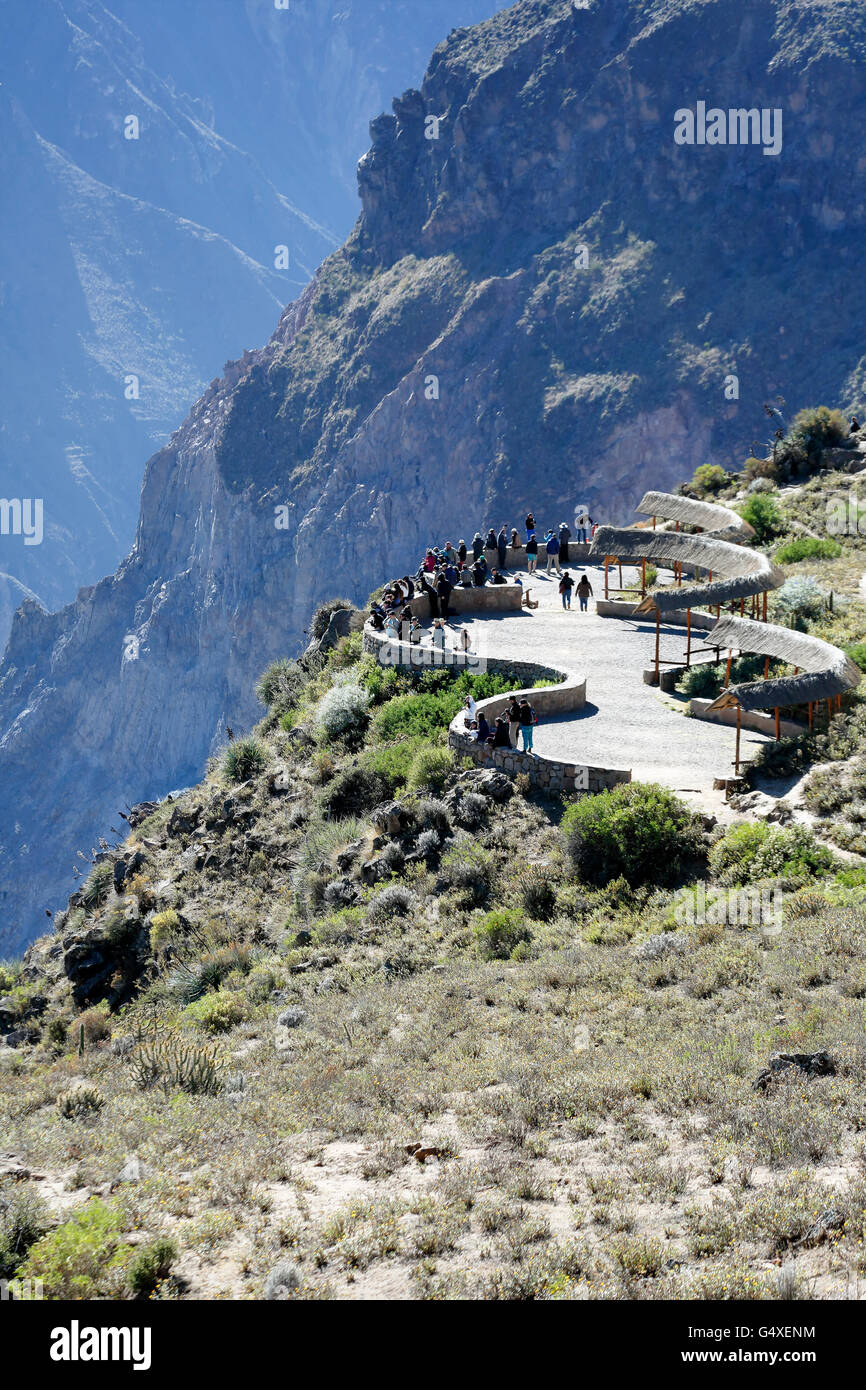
[545,530,561,576]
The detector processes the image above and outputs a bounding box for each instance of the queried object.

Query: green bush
[372,691,460,742]
[406,745,455,793]
[474,909,532,960]
[561,783,702,888]
[360,738,432,790]
[320,766,390,818]
[708,822,771,885]
[223,736,268,784]
[774,536,842,565]
[127,1237,177,1298]
[788,405,849,458]
[846,642,866,673]
[18,1200,132,1299]
[738,493,784,544]
[183,990,248,1034]
[691,464,728,495]
[441,842,491,905]
[710,821,834,885]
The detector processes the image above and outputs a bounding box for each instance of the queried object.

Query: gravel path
[449,562,772,801]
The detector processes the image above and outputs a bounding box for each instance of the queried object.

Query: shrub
[561,782,702,888]
[360,739,430,792]
[407,745,455,793]
[738,493,784,544]
[18,1200,132,1299]
[368,885,415,922]
[315,682,370,741]
[57,1084,106,1121]
[710,821,834,885]
[709,822,770,885]
[453,791,488,829]
[441,842,491,904]
[149,908,181,956]
[80,862,114,913]
[223,736,268,784]
[130,1035,223,1095]
[474,909,531,960]
[846,642,866,673]
[169,943,252,1005]
[519,867,558,921]
[788,405,849,458]
[256,659,308,720]
[127,1238,177,1298]
[771,576,828,629]
[311,598,354,640]
[0,1180,48,1278]
[183,991,248,1034]
[372,691,460,742]
[415,798,451,836]
[320,766,390,819]
[691,464,728,495]
[774,536,842,565]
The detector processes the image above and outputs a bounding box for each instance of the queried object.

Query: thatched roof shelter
[589,526,785,614]
[706,616,862,712]
[636,491,755,542]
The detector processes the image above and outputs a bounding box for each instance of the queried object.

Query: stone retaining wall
[363,620,631,796]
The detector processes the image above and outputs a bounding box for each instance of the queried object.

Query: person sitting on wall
[490,568,507,584]
[369,609,385,631]
[510,528,522,551]
[475,712,491,743]
[472,555,488,587]
[384,613,400,638]
[458,563,474,588]
[423,549,437,572]
[485,527,498,553]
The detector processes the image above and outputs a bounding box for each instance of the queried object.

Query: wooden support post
[641,556,646,596]
[655,609,660,681]
[808,701,813,730]
[724,651,732,688]
[652,515,656,530]
[618,562,623,592]
[763,590,767,622]
[735,704,742,775]
[686,608,692,667]
[740,597,745,616]
[604,555,609,599]
[764,656,770,680]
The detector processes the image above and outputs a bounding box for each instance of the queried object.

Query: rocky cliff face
[2,0,866,951]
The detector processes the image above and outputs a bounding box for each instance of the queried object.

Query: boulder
[167,804,201,837]
[753,1051,836,1092]
[0,998,18,1034]
[470,769,514,801]
[371,801,410,836]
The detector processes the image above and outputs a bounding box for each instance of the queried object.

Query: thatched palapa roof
[589,526,785,614]
[636,491,755,542]
[706,616,862,712]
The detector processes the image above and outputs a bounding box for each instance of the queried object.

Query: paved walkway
[447,563,772,801]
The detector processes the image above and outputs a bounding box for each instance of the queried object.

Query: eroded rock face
[2,0,866,950]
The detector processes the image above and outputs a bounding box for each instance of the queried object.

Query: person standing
[545,530,561,575]
[576,573,593,612]
[458,539,468,563]
[559,520,571,565]
[518,699,536,754]
[472,532,484,560]
[508,696,521,749]
[526,532,538,574]
[525,513,536,541]
[497,524,508,571]
[559,571,575,609]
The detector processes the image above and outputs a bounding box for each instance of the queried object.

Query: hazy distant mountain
[0,0,501,650]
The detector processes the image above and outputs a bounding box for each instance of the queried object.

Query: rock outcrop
[2,0,866,950]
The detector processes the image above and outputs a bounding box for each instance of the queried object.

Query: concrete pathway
[448,562,773,803]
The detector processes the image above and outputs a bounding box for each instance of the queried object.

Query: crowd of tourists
[367,511,599,640]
